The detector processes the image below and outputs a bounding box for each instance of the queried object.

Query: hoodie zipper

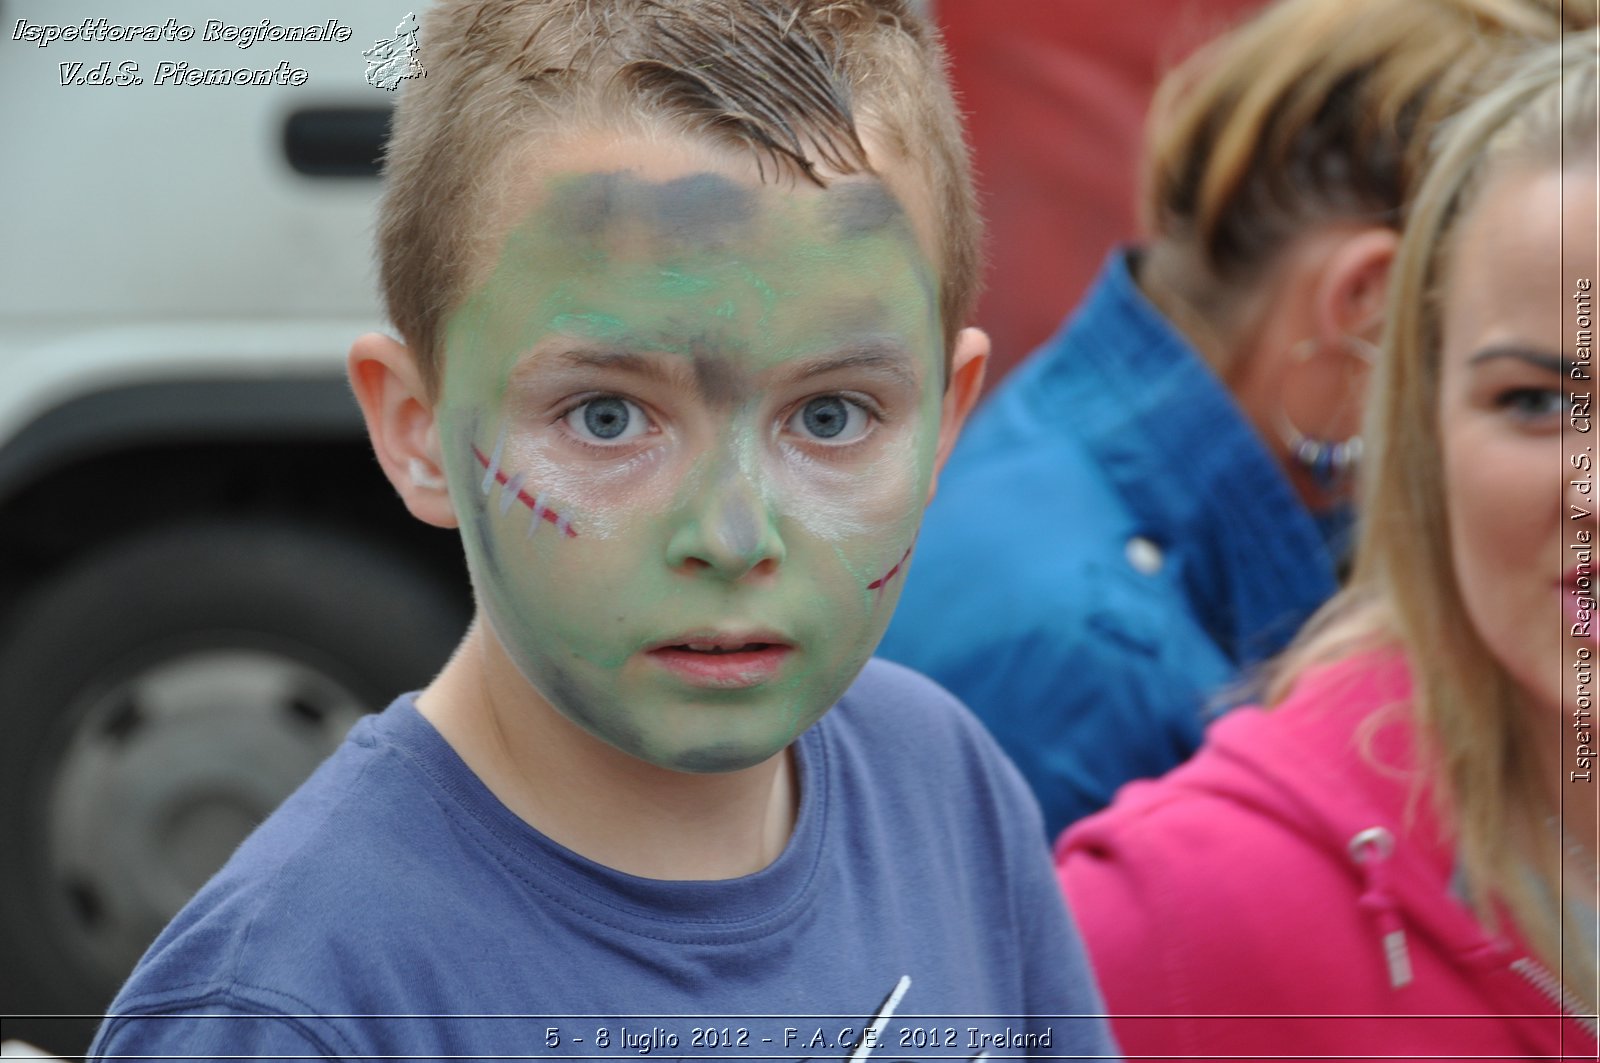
[1510,956,1600,1041]
[1346,828,1599,1043]
[1349,826,1414,988]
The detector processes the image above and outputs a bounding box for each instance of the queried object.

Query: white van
[0,1,468,1050]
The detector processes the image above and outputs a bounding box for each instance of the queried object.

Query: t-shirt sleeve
[91,994,348,1062]
[846,658,1124,1057]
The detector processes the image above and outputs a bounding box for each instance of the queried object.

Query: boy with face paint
[89,2,1120,1060]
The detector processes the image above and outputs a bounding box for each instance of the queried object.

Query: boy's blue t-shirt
[91,658,1120,1061]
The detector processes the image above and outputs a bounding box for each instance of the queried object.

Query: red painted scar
[868,546,913,591]
[472,445,579,538]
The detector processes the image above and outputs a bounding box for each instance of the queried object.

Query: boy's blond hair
[377,0,978,396]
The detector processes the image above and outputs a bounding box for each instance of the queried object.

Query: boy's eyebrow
[521,342,921,395]
[781,342,920,386]
[529,348,692,388]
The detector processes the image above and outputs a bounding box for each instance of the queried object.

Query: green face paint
[437,155,945,774]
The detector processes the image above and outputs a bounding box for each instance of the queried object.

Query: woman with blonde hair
[879,0,1595,838]
[1060,31,1599,1057]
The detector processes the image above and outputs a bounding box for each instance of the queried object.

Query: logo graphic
[364,12,424,90]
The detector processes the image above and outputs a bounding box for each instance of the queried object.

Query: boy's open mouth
[644,633,794,688]
[668,642,779,654]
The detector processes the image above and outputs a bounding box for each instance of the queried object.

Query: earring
[1280,427,1363,490]
[1277,336,1378,492]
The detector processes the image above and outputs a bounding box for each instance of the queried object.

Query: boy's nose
[665,463,785,581]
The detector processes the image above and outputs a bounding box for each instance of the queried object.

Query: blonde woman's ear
[1313,226,1400,342]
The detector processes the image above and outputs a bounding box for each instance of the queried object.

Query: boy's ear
[927,327,989,503]
[347,332,459,529]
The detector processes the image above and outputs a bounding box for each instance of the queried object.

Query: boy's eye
[787,395,870,444]
[1494,386,1564,423]
[565,396,649,442]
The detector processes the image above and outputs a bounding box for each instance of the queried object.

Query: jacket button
[1125,536,1164,575]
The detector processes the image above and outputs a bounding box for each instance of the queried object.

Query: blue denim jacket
[879,251,1339,838]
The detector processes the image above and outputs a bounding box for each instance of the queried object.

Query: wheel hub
[45,648,367,976]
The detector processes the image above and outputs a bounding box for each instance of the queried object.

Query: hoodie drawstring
[1349,826,1413,989]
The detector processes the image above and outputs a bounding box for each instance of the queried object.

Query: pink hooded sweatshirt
[1058,653,1598,1060]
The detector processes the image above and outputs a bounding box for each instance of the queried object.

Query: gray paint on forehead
[651,173,754,241]
[542,170,755,247]
[691,344,746,407]
[545,171,627,241]
[825,182,906,239]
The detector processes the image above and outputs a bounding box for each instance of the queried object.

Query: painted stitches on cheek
[474,431,578,539]
[867,543,914,595]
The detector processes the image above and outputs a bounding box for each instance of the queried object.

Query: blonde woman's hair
[1270,30,1600,1008]
[377,0,978,397]
[1141,0,1595,374]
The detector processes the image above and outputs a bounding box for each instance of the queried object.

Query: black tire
[0,520,470,1054]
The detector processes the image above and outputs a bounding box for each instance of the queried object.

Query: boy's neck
[416,621,800,881]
